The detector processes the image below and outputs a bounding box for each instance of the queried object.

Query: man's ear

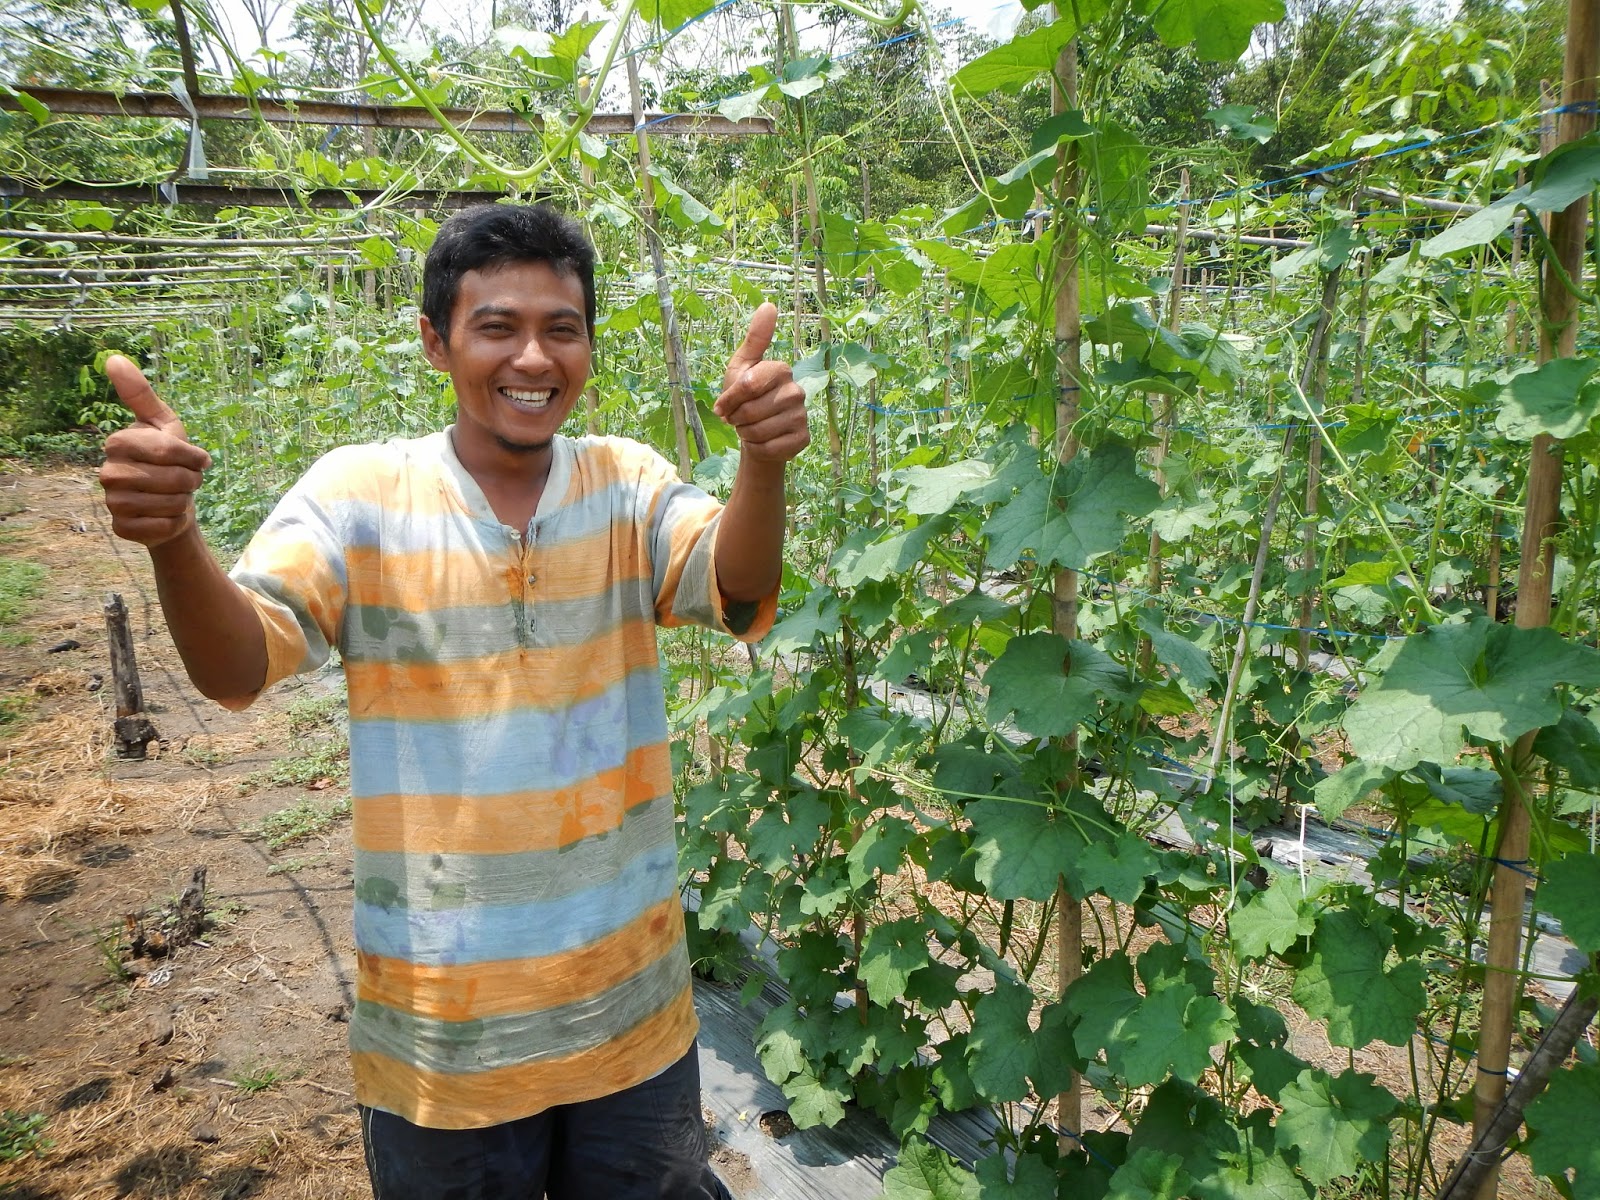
[419,315,451,372]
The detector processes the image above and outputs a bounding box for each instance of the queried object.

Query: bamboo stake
[578,78,602,437]
[625,50,701,475]
[1471,9,1599,1194]
[1444,969,1598,1200]
[781,5,841,501]
[1206,265,1343,789]
[1297,340,1330,665]
[1142,169,1189,675]
[1048,32,1085,1151]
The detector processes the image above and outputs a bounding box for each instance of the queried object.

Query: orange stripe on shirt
[351,983,698,1128]
[357,898,685,1021]
[352,741,669,855]
[342,622,660,720]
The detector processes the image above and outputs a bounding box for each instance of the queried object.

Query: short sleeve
[631,446,778,643]
[220,453,352,709]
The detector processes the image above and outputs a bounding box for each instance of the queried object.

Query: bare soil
[1,467,365,1199]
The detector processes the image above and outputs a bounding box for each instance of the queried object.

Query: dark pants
[359,1042,734,1200]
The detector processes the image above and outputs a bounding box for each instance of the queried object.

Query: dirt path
[1,467,367,1199]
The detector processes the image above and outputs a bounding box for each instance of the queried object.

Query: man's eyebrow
[465,303,585,322]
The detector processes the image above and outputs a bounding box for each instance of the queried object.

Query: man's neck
[450,429,554,532]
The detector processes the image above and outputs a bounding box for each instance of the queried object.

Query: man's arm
[711,303,810,602]
[99,355,268,702]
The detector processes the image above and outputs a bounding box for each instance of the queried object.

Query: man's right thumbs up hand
[98,355,214,548]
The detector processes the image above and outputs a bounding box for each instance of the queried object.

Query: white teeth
[502,387,552,408]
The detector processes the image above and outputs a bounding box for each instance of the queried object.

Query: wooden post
[1472,7,1599,1195]
[104,593,157,759]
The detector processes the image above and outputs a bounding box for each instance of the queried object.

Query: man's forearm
[715,459,788,603]
[149,528,269,702]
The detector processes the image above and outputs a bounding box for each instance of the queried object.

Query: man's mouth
[500,386,554,412]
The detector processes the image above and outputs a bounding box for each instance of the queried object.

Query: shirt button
[527,575,537,586]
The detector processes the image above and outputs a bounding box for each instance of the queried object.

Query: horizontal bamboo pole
[0,85,774,137]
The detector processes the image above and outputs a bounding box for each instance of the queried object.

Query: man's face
[419,260,592,460]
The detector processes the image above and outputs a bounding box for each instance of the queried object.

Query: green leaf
[638,0,717,29]
[756,1000,808,1081]
[1136,608,1219,695]
[651,171,723,232]
[1292,909,1426,1048]
[1087,122,1151,239]
[717,88,768,121]
[0,83,50,125]
[985,633,1139,740]
[1197,1122,1311,1200]
[1231,876,1319,959]
[838,707,920,775]
[884,1138,980,1200]
[1151,0,1286,60]
[1277,1068,1396,1186]
[779,54,830,98]
[799,867,851,917]
[1106,1149,1193,1200]
[1422,135,1600,257]
[1540,855,1600,954]
[846,815,919,890]
[967,796,1091,901]
[951,17,1084,97]
[1313,760,1395,822]
[1490,357,1600,440]
[895,460,994,516]
[1077,831,1159,903]
[1327,558,1400,588]
[833,516,953,588]
[1066,946,1233,1087]
[1526,1063,1600,1200]
[982,441,1160,572]
[1030,109,1095,152]
[1343,618,1600,770]
[859,918,935,1007]
[1536,709,1600,788]
[1205,104,1276,143]
[974,1149,1059,1198]
[784,1065,851,1128]
[968,979,1037,1102]
[764,586,842,655]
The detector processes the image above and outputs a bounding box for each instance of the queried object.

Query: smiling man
[98,203,808,1199]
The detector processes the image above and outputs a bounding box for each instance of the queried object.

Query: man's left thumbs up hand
[713,302,810,465]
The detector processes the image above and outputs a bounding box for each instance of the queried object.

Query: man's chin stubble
[492,433,553,455]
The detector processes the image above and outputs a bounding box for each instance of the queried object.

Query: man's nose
[511,334,553,371]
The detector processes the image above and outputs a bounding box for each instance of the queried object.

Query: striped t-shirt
[223,428,775,1128]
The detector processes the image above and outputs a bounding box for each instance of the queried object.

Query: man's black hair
[421,203,597,341]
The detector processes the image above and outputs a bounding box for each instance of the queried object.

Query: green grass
[0,557,45,646]
[240,740,349,793]
[285,690,346,735]
[0,693,33,727]
[251,796,352,851]
[266,855,328,876]
[0,1110,49,1163]
[229,1062,286,1094]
